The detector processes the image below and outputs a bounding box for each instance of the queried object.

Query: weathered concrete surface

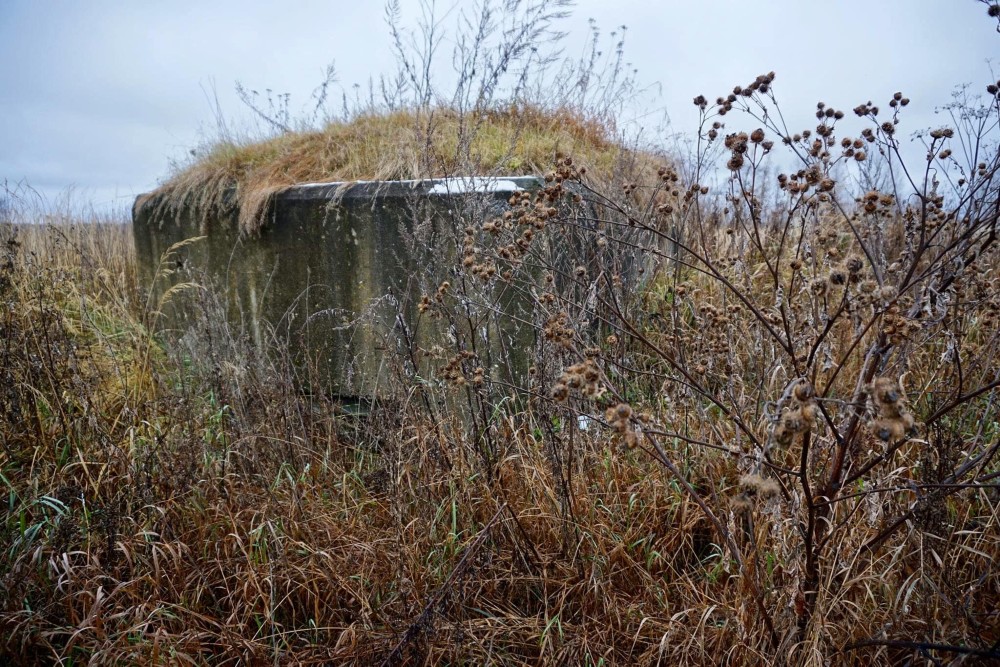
[133,177,543,397]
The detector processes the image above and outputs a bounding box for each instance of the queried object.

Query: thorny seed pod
[871,377,901,406]
[773,423,794,447]
[740,474,781,499]
[782,408,807,434]
[793,380,814,402]
[731,493,753,512]
[800,402,817,425]
[872,418,905,442]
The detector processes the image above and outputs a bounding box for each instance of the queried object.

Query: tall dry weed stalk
[435,67,999,662]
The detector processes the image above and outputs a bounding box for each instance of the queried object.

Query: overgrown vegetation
[2,1,999,665]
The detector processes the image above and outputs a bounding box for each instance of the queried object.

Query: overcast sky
[0,0,996,213]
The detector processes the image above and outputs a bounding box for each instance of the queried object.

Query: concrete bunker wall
[133,177,545,397]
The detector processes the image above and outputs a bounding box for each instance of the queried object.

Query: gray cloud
[1,0,995,211]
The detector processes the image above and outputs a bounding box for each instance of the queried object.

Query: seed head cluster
[551,358,602,402]
[773,380,818,447]
[868,377,916,441]
[604,402,639,448]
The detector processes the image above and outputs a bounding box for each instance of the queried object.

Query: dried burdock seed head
[615,403,633,420]
[551,383,569,402]
[871,377,900,403]
[829,270,847,286]
[624,430,638,449]
[782,408,807,434]
[793,380,814,402]
[740,474,781,499]
[873,418,905,441]
[846,256,864,274]
[750,128,765,143]
[772,420,794,446]
[731,493,753,512]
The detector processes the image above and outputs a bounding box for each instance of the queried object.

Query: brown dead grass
[3,182,999,665]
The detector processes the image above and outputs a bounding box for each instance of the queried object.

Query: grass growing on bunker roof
[149,104,657,236]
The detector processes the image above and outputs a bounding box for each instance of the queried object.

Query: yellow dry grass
[151,105,654,235]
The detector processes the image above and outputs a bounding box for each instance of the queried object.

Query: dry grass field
[2,4,999,665]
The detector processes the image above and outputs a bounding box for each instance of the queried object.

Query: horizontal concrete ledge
[288,176,541,200]
[135,176,543,208]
